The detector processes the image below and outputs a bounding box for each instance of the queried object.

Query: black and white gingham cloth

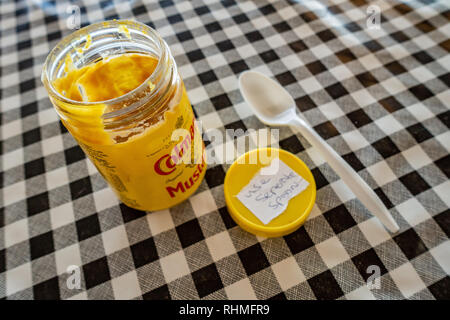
[1,0,449,300]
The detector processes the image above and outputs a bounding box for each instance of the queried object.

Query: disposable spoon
[239,70,399,233]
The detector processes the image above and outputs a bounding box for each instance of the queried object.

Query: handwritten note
[237,158,310,225]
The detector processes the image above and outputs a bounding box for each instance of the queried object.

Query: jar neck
[41,20,178,132]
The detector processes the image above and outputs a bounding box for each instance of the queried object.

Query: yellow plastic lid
[224,148,316,238]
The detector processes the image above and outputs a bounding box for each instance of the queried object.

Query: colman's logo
[154,120,195,175]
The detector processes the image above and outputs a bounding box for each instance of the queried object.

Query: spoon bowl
[239,71,297,126]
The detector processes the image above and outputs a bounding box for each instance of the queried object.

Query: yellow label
[73,88,206,211]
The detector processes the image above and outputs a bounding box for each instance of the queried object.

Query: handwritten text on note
[237,158,310,225]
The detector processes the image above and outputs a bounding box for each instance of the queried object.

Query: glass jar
[41,20,206,211]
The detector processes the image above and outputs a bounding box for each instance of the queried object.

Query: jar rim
[41,20,167,112]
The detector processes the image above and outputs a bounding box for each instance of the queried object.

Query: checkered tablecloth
[1,0,449,300]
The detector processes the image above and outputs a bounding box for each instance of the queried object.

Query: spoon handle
[290,116,399,233]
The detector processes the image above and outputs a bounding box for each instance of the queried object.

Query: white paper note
[236,158,310,225]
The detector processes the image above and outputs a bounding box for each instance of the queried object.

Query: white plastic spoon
[239,70,399,233]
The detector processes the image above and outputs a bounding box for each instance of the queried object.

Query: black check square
[19,78,36,93]
[435,155,450,178]
[363,40,383,52]
[336,49,357,63]
[176,30,193,42]
[232,13,249,24]
[192,263,223,298]
[279,135,305,154]
[415,21,436,33]
[176,219,204,248]
[229,60,249,74]
[289,40,308,53]
[20,101,38,118]
[301,11,318,22]
[83,257,111,289]
[308,270,344,300]
[76,214,101,241]
[64,146,86,165]
[347,109,372,128]
[205,22,221,33]
[273,21,291,33]
[379,96,403,113]
[356,72,378,87]
[352,248,388,281]
[295,95,317,112]
[438,73,450,87]
[167,13,182,24]
[342,152,365,171]
[245,31,263,42]
[0,249,5,273]
[143,284,171,300]
[393,228,428,260]
[275,71,296,86]
[25,158,45,179]
[428,277,450,300]
[344,22,362,32]
[210,94,232,111]
[27,192,50,216]
[194,6,210,16]
[314,121,340,139]
[216,40,235,52]
[434,209,449,238]
[18,58,33,71]
[47,31,62,42]
[238,244,270,276]
[317,29,336,42]
[33,277,60,300]
[198,71,218,85]
[218,207,237,229]
[374,187,395,209]
[70,177,93,200]
[399,171,431,196]
[30,231,55,259]
[259,50,279,63]
[131,5,146,16]
[17,39,32,51]
[323,204,356,234]
[205,165,226,188]
[372,137,401,159]
[391,31,410,43]
[325,83,349,99]
[259,4,276,15]
[437,111,450,128]
[22,128,41,146]
[409,84,434,101]
[385,61,407,75]
[225,120,247,133]
[120,203,146,223]
[306,61,327,75]
[406,123,433,143]
[186,49,205,63]
[159,0,174,8]
[311,167,329,189]
[130,238,159,268]
[284,227,314,254]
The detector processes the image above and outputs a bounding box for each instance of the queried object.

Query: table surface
[1,0,449,300]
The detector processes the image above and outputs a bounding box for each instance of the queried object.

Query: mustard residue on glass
[53,53,157,102]
[84,34,92,50]
[118,24,131,38]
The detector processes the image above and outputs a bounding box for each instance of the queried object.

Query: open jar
[41,20,206,211]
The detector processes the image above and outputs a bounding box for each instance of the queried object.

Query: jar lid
[224,148,316,238]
